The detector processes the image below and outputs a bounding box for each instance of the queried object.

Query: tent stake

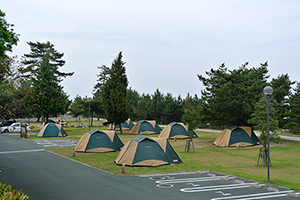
[122,163,125,174]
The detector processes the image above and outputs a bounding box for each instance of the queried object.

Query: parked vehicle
[0,126,15,133]
[0,123,32,133]
[0,120,16,127]
[9,123,31,133]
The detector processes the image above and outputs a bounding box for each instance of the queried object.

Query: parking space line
[156,176,235,184]
[180,183,265,193]
[33,140,76,148]
[211,190,294,200]
[139,171,208,177]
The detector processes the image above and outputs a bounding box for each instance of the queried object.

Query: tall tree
[162,93,184,124]
[102,52,130,134]
[127,87,140,121]
[0,9,19,57]
[271,74,295,128]
[248,94,281,167]
[137,94,151,119]
[198,62,269,127]
[21,41,73,122]
[286,82,300,133]
[93,65,110,98]
[0,10,20,119]
[181,97,204,153]
[70,95,86,124]
[149,89,165,123]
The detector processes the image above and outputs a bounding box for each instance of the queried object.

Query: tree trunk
[119,123,123,134]
[257,147,272,167]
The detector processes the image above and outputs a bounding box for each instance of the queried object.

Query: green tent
[37,123,67,137]
[213,126,260,147]
[74,129,124,153]
[108,119,135,131]
[115,135,182,167]
[159,122,198,139]
[130,120,161,135]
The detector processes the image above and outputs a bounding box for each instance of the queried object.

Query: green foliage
[0,183,29,200]
[0,9,19,57]
[70,95,86,123]
[286,82,300,132]
[93,65,110,98]
[137,94,151,119]
[198,62,269,127]
[149,89,165,123]
[102,52,130,133]
[181,95,204,132]
[127,87,140,121]
[248,96,281,148]
[162,93,183,123]
[21,41,73,121]
[271,74,295,128]
[91,96,105,119]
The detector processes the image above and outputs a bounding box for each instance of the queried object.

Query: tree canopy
[198,62,269,127]
[0,9,19,58]
[102,52,130,133]
[21,41,73,121]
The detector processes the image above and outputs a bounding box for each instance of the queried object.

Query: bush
[0,183,29,200]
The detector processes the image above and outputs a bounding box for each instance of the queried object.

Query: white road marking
[212,191,295,200]
[156,176,235,184]
[180,183,265,193]
[0,149,45,154]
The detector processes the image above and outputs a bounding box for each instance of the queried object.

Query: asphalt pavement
[0,134,299,200]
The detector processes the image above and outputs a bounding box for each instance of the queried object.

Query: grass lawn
[26,120,300,191]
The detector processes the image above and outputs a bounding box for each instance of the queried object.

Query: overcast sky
[2,0,300,99]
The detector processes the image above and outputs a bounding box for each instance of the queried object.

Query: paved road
[0,135,299,200]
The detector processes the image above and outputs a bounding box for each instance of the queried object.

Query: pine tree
[102,52,130,134]
[21,41,73,122]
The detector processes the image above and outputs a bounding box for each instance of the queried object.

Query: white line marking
[156,176,235,184]
[181,183,265,193]
[216,191,231,196]
[139,171,200,177]
[0,149,45,154]
[211,190,294,200]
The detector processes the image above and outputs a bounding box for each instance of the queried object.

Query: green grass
[25,120,300,191]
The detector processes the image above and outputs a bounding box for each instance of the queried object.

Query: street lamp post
[87,97,92,131]
[263,86,273,182]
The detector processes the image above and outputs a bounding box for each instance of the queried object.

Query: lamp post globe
[263,86,273,96]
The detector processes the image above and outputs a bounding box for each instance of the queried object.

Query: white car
[0,126,15,133]
[3,123,31,133]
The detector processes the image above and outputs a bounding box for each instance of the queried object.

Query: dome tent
[130,120,161,135]
[37,123,67,137]
[159,122,198,139]
[74,129,124,153]
[107,119,134,131]
[115,135,182,167]
[213,126,260,147]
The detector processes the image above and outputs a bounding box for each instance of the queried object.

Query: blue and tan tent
[74,129,124,153]
[213,126,260,147]
[130,120,161,135]
[159,122,198,139]
[107,119,134,131]
[115,135,182,167]
[37,123,67,137]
